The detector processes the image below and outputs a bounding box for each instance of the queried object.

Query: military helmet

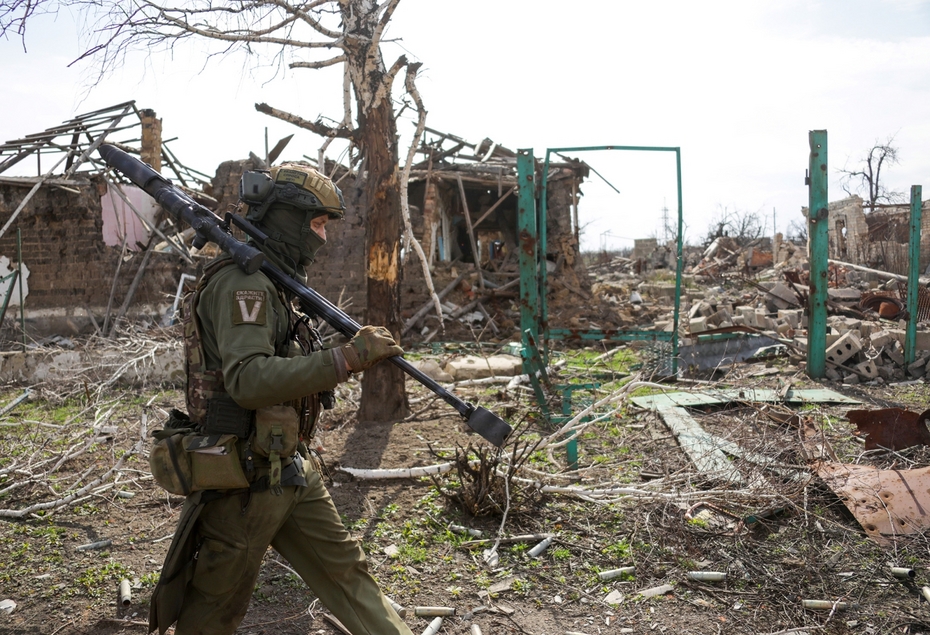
[240,162,346,223]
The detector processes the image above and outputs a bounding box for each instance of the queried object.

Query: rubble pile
[577,228,930,383]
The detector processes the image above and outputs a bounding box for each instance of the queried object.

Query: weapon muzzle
[465,407,512,448]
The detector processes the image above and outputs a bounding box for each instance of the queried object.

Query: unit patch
[232,290,266,325]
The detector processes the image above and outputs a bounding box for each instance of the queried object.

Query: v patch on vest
[232,290,267,325]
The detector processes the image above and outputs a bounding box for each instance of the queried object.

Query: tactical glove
[341,325,403,372]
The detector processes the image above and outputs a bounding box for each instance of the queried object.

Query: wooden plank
[456,174,484,289]
[657,406,742,484]
[472,188,514,228]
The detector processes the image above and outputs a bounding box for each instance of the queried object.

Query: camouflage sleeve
[197,266,346,410]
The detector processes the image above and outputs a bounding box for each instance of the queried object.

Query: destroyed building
[820,195,930,274]
[0,103,197,338]
[211,128,594,339]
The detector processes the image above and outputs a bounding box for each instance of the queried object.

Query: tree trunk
[356,95,408,421]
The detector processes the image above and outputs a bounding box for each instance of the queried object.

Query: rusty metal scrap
[859,284,930,322]
[815,462,930,543]
[846,408,930,451]
[859,290,906,320]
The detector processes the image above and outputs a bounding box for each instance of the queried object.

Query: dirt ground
[2,337,930,635]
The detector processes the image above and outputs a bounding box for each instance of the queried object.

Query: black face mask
[259,206,329,273]
[299,230,327,266]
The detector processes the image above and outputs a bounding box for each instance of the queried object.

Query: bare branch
[372,0,400,48]
[290,54,346,69]
[838,136,903,207]
[265,0,344,40]
[256,102,357,141]
[397,62,442,330]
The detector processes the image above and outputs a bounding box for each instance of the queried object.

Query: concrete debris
[578,221,920,379]
[442,354,522,381]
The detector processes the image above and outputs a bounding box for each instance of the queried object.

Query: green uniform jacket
[197,260,348,408]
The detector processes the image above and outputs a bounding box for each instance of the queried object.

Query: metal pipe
[528,536,553,557]
[385,596,406,618]
[17,227,25,352]
[673,148,683,375]
[802,599,847,610]
[597,566,635,581]
[905,185,922,365]
[414,607,455,617]
[75,539,112,551]
[421,617,443,635]
[806,130,829,378]
[516,149,540,351]
[687,571,726,582]
[118,579,132,606]
[891,567,916,579]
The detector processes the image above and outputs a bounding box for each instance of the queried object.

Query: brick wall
[0,177,191,330]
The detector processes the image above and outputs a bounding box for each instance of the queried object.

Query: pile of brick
[819,321,930,383]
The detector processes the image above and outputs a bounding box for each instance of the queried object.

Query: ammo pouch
[250,405,299,494]
[149,409,249,495]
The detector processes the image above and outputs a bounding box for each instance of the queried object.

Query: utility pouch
[203,394,254,438]
[185,434,250,492]
[149,409,197,496]
[150,409,249,495]
[150,429,195,496]
[251,405,299,494]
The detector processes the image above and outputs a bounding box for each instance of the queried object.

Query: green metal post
[538,164,549,357]
[806,131,828,379]
[905,185,922,365]
[17,228,25,352]
[672,149,683,375]
[516,149,541,370]
[562,389,578,471]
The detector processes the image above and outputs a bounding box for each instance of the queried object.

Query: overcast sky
[3,0,929,251]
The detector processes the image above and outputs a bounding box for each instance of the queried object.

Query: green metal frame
[806,131,828,379]
[515,144,684,468]
[905,185,922,365]
[517,145,684,374]
[551,382,600,471]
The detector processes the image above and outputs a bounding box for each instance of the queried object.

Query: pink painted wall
[100,185,159,250]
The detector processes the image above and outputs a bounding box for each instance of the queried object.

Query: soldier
[148,163,412,635]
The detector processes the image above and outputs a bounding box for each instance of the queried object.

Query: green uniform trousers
[174,462,412,635]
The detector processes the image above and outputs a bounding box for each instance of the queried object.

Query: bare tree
[785,218,808,245]
[702,205,765,247]
[4,0,417,421]
[839,136,904,208]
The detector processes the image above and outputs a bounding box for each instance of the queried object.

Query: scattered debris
[815,462,930,543]
[846,407,930,450]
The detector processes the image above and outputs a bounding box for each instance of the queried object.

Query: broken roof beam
[420,172,518,187]
[411,142,466,169]
[473,188,515,229]
[423,126,476,149]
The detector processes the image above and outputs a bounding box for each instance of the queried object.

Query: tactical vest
[181,258,319,438]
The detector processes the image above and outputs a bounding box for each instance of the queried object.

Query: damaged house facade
[822,195,930,275]
[0,103,198,338]
[0,108,592,343]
